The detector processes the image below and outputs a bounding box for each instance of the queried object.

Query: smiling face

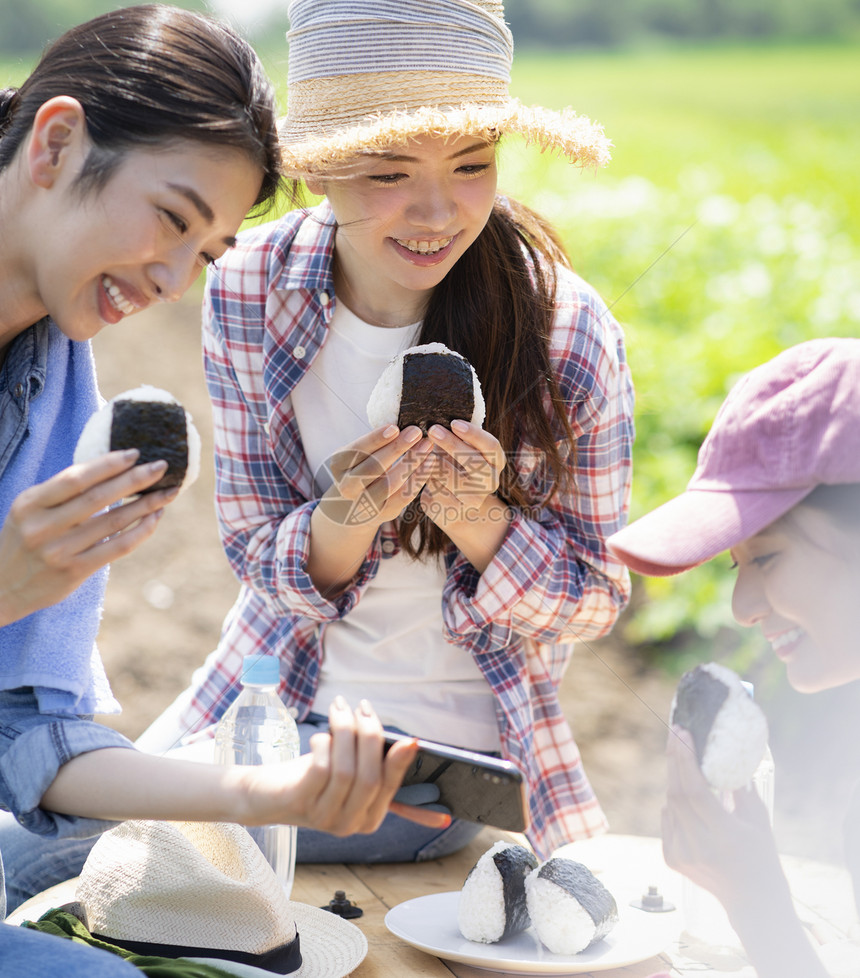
[731,504,860,693]
[33,143,261,340]
[307,132,498,327]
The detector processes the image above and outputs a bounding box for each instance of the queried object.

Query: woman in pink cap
[609,337,860,978]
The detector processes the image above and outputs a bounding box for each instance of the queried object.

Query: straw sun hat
[279,0,611,177]
[70,820,367,978]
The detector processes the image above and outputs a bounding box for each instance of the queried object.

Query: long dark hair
[404,197,578,558]
[0,5,281,210]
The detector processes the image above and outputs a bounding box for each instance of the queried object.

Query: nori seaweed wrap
[458,841,538,943]
[366,342,485,434]
[525,857,619,954]
[74,385,201,494]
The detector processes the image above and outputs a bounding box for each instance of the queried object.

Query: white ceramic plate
[384,891,681,975]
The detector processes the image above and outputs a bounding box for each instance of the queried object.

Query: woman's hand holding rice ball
[310,345,509,594]
[662,662,777,903]
[661,664,800,964]
[663,734,831,977]
[0,386,197,627]
[0,450,177,626]
[662,726,781,911]
[365,342,511,572]
[309,423,435,596]
[420,418,509,565]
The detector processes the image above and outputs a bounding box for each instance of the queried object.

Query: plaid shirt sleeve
[442,267,634,655]
[203,216,376,624]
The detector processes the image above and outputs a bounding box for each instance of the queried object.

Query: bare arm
[41,698,448,835]
[0,450,178,626]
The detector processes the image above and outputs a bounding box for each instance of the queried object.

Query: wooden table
[294,829,860,978]
[291,829,681,978]
[8,829,859,977]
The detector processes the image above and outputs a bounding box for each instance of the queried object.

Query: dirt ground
[90,295,860,866]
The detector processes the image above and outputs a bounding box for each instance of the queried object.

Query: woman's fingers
[64,501,172,575]
[298,699,431,836]
[388,799,453,829]
[14,457,176,552]
[256,702,454,836]
[11,459,179,572]
[24,451,172,513]
[323,426,431,519]
[427,421,505,494]
[421,423,505,529]
[0,453,183,624]
[61,482,178,554]
[300,698,371,832]
[23,450,143,508]
[329,426,421,488]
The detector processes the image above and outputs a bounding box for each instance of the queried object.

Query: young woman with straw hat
[0,5,435,940]
[150,0,635,863]
[7,0,634,897]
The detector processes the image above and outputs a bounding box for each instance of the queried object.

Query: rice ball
[366,342,485,434]
[671,661,768,792]
[458,841,537,944]
[74,385,201,494]
[524,858,619,955]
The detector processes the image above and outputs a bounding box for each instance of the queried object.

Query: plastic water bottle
[214,654,300,897]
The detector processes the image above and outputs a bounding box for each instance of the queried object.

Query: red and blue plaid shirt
[178,202,634,857]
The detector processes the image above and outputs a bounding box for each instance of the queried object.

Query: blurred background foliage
[3,0,860,53]
[504,0,860,47]
[2,2,858,682]
[501,43,860,680]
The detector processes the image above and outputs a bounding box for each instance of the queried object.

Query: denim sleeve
[0,689,134,839]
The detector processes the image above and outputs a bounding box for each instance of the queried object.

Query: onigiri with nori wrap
[524,857,619,955]
[366,342,485,434]
[457,840,537,944]
[74,385,201,494]
[671,661,768,792]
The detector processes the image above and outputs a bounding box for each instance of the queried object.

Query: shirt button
[13,383,24,398]
[293,345,306,359]
[319,291,331,306]
[263,422,271,435]
[381,540,395,554]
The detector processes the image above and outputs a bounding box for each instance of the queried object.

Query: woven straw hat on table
[74,820,367,978]
[279,0,611,177]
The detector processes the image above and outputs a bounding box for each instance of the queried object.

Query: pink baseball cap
[608,338,860,577]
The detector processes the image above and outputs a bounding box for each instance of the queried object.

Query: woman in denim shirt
[0,6,434,971]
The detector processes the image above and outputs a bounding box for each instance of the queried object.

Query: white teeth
[396,236,453,255]
[102,275,136,316]
[771,627,803,650]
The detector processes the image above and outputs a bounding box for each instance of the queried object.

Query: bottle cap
[242,654,280,686]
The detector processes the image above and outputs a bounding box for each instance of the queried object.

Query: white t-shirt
[290,301,500,750]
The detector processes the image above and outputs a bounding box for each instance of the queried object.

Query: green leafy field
[495,45,860,666]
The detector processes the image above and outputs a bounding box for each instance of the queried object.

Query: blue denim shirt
[0,324,132,838]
